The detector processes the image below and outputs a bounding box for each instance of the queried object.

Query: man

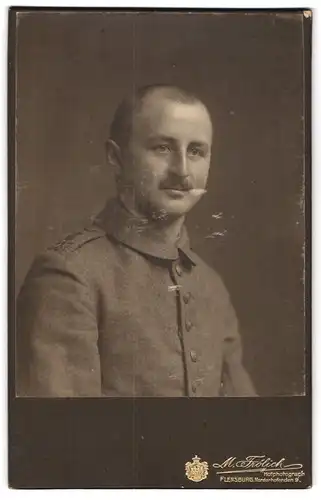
[16,84,256,397]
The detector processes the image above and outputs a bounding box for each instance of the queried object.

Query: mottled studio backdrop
[15,11,306,396]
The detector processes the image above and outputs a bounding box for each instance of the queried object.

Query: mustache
[160,177,195,191]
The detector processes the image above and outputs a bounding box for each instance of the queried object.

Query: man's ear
[105,139,123,177]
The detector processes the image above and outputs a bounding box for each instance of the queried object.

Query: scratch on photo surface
[211,212,223,219]
[205,230,227,239]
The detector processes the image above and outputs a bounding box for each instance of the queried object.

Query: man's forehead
[134,94,213,133]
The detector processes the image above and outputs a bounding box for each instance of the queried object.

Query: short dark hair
[109,84,209,149]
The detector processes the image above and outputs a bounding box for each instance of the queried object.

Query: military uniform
[16,198,256,397]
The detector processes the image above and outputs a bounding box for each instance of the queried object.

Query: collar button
[175,263,183,276]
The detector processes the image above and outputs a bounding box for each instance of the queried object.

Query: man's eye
[189,147,203,157]
[153,144,171,153]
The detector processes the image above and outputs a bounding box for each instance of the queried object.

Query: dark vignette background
[9,9,311,489]
[15,11,306,397]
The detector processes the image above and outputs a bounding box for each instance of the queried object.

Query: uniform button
[175,264,182,276]
[183,292,191,304]
[185,320,193,331]
[191,382,197,393]
[190,350,197,362]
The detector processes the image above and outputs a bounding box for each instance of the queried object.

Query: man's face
[119,93,213,219]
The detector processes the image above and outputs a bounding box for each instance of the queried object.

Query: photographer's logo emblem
[185,455,209,482]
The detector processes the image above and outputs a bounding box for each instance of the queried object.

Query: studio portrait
[14,11,307,398]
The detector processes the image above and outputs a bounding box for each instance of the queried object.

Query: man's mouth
[162,187,207,197]
[162,186,192,192]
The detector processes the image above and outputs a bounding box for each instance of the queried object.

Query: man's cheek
[140,168,162,186]
[195,168,210,187]
[133,174,157,196]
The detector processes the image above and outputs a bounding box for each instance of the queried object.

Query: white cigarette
[189,188,207,196]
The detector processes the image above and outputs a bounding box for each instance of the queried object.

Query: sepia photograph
[9,8,311,488]
[14,9,307,398]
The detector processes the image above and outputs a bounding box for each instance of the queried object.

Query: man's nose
[170,149,189,177]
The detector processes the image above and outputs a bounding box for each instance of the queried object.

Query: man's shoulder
[190,250,230,297]
[24,224,115,287]
[190,249,222,279]
[30,223,116,275]
[47,225,107,257]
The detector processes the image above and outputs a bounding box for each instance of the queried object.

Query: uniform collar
[94,198,197,265]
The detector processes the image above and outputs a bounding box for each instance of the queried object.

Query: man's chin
[146,196,199,220]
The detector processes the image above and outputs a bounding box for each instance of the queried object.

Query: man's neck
[151,216,185,248]
[119,195,185,247]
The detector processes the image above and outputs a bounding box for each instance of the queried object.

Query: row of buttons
[174,261,198,393]
[174,263,191,304]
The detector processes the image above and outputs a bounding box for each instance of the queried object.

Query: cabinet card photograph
[9,8,311,489]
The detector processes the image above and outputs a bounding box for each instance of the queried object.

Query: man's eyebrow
[147,136,210,148]
[188,141,210,153]
[189,141,209,148]
[146,135,176,143]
